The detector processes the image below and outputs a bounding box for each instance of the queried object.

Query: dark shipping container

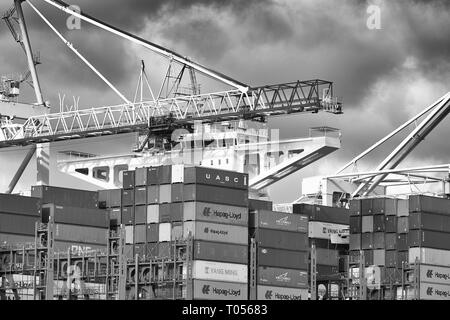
[292,204,349,225]
[349,199,361,216]
[135,205,147,224]
[159,203,183,223]
[147,185,159,204]
[122,170,135,189]
[134,225,146,244]
[385,215,397,233]
[249,199,273,212]
[373,232,385,249]
[258,247,309,270]
[258,266,308,288]
[135,167,148,186]
[252,228,308,251]
[121,206,134,225]
[171,184,183,202]
[183,184,248,207]
[349,233,361,251]
[43,204,108,228]
[361,233,373,250]
[397,234,408,251]
[385,233,397,250]
[372,198,397,215]
[397,216,409,234]
[122,189,134,207]
[408,230,450,251]
[31,185,98,209]
[193,241,248,264]
[409,212,450,233]
[373,214,385,232]
[146,224,159,243]
[0,213,40,236]
[134,186,147,205]
[250,210,308,233]
[146,166,160,186]
[361,198,373,216]
[409,195,450,215]
[349,216,362,234]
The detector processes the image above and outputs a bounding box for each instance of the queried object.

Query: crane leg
[5,145,36,194]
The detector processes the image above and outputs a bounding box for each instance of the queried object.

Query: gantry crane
[0,0,343,193]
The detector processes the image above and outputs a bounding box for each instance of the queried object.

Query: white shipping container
[192,260,248,283]
[409,247,450,267]
[419,265,450,286]
[396,287,416,300]
[257,285,308,300]
[159,184,172,203]
[147,205,159,224]
[159,223,171,242]
[171,164,184,183]
[125,226,134,244]
[419,282,450,300]
[308,221,349,240]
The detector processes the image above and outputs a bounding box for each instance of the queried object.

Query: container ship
[1,0,450,301]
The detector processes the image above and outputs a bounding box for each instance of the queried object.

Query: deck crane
[0,0,343,193]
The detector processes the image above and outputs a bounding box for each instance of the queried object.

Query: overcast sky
[0,0,449,202]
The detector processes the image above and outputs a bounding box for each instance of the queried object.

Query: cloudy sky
[0,0,449,202]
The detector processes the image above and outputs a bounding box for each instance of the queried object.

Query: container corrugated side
[146,224,159,243]
[53,241,107,254]
[192,280,248,300]
[258,266,308,288]
[31,185,98,209]
[0,213,40,236]
[408,230,450,251]
[258,247,309,270]
[256,285,308,300]
[192,260,248,283]
[183,202,248,226]
[122,190,134,207]
[409,247,450,266]
[147,185,159,204]
[134,205,147,224]
[54,224,108,245]
[135,167,147,186]
[362,216,373,233]
[193,240,248,264]
[183,184,248,207]
[249,199,273,211]
[159,184,172,204]
[419,265,450,286]
[292,203,349,225]
[184,167,248,190]
[409,195,450,215]
[418,282,450,300]
[0,233,35,245]
[184,221,248,245]
[134,187,147,205]
[316,248,339,266]
[409,212,450,233]
[252,228,307,251]
[309,221,349,240]
[0,194,41,216]
[134,225,146,244]
[122,170,135,189]
[44,204,109,228]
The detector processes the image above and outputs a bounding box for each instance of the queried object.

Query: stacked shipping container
[116,165,250,300]
[250,204,309,301]
[349,195,450,300]
[293,203,350,300]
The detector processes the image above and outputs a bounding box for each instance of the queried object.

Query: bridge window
[114,165,128,186]
[93,166,109,182]
[75,168,89,175]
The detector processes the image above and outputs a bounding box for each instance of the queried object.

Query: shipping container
[364,250,374,266]
[121,206,134,225]
[135,225,146,244]
[146,205,159,224]
[373,232,385,249]
[397,251,409,268]
[313,238,349,251]
[171,164,184,184]
[0,213,40,236]
[362,216,373,233]
[192,279,248,300]
[159,165,172,184]
[361,198,373,215]
[42,204,108,228]
[258,266,308,289]
[397,199,409,217]
[409,195,450,215]
[134,186,147,205]
[373,214,385,232]
[373,249,385,266]
[159,223,171,242]
[146,166,160,186]
[361,233,373,250]
[54,224,107,245]
[308,221,349,241]
[0,194,41,217]
[385,267,401,284]
[193,241,248,264]
[385,233,397,250]
[184,167,248,190]
[385,215,397,233]
[183,184,249,207]
[184,221,248,245]
[397,216,409,234]
[349,199,361,216]
[372,198,397,215]
[192,260,248,283]
[409,212,450,233]
[419,264,450,286]
[159,184,172,204]
[31,185,98,209]
[409,247,450,266]
[158,242,172,259]
[316,248,339,266]
[135,167,147,186]
[171,184,183,202]
[109,208,121,227]
[146,242,159,258]
[146,224,159,243]
[408,230,450,251]
[292,204,349,225]
[183,202,248,226]
[159,203,183,223]
[0,233,35,245]
[316,265,340,280]
[249,199,273,212]
[257,285,308,300]
[258,247,309,270]
[385,250,397,268]
[134,244,146,258]
[350,216,362,234]
[53,241,107,254]
[134,205,147,225]
[349,233,361,251]
[250,210,307,232]
[252,228,307,251]
[172,222,183,241]
[397,234,408,251]
[122,171,135,189]
[147,185,159,204]
[418,282,450,300]
[348,250,361,265]
[124,245,134,259]
[122,189,134,207]
[125,226,134,244]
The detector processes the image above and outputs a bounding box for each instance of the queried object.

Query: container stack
[119,165,250,300]
[250,206,309,301]
[32,185,108,253]
[349,195,450,300]
[0,194,41,245]
[293,203,350,300]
